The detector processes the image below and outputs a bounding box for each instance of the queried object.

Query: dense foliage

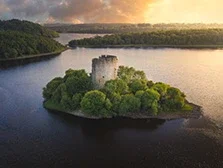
[0,31,64,59]
[43,66,191,118]
[0,19,59,38]
[43,69,93,111]
[69,29,223,47]
[46,23,223,34]
[0,19,65,59]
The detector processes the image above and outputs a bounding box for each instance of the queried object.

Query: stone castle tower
[92,55,118,89]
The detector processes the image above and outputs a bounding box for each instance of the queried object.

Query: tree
[51,83,67,103]
[60,93,73,110]
[117,66,147,83]
[147,80,154,88]
[162,87,185,110]
[71,93,83,110]
[139,89,160,115]
[109,93,122,114]
[118,94,141,114]
[81,90,112,117]
[129,79,148,93]
[104,79,129,95]
[151,82,170,97]
[43,77,63,100]
[65,70,93,95]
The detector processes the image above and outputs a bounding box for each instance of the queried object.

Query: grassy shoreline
[70,44,223,49]
[44,100,202,120]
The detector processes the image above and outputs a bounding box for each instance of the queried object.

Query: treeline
[0,19,59,38]
[45,23,223,34]
[43,67,191,117]
[0,31,64,59]
[69,29,223,47]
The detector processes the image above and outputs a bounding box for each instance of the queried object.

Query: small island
[43,55,201,120]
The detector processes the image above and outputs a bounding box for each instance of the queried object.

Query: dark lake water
[0,34,223,167]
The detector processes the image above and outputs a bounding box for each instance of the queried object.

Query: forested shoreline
[45,23,223,34]
[69,29,223,48]
[0,20,65,60]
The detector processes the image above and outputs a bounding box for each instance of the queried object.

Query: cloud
[48,0,155,23]
[4,0,47,17]
[0,0,155,23]
[48,0,104,23]
[0,0,9,15]
[1,0,223,23]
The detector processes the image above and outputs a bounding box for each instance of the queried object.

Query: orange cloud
[49,0,156,23]
[1,0,223,23]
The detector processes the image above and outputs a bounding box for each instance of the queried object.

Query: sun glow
[146,0,223,23]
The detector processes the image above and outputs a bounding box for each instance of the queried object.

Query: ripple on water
[0,87,10,103]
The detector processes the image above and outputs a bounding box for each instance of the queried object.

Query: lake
[0,33,223,167]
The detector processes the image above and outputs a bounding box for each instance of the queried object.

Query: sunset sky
[0,0,222,23]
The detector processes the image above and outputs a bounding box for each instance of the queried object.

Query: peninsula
[43,55,202,120]
[0,19,65,61]
[68,29,223,49]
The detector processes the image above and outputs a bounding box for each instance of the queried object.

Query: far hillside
[45,23,223,34]
[0,19,59,38]
[0,31,64,59]
[0,20,65,60]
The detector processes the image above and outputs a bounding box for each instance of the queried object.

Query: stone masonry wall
[92,55,118,89]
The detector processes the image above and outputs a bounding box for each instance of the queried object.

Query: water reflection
[49,110,166,136]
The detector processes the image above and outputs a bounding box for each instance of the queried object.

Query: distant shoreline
[44,100,202,120]
[70,44,223,49]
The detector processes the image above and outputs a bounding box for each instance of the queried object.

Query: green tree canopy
[81,90,112,117]
[118,66,147,83]
[64,69,93,95]
[137,89,160,115]
[43,77,63,100]
[151,82,170,97]
[118,94,141,114]
[162,87,186,110]
[103,79,129,95]
[129,79,148,94]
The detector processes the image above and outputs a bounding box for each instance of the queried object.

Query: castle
[91,55,118,89]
